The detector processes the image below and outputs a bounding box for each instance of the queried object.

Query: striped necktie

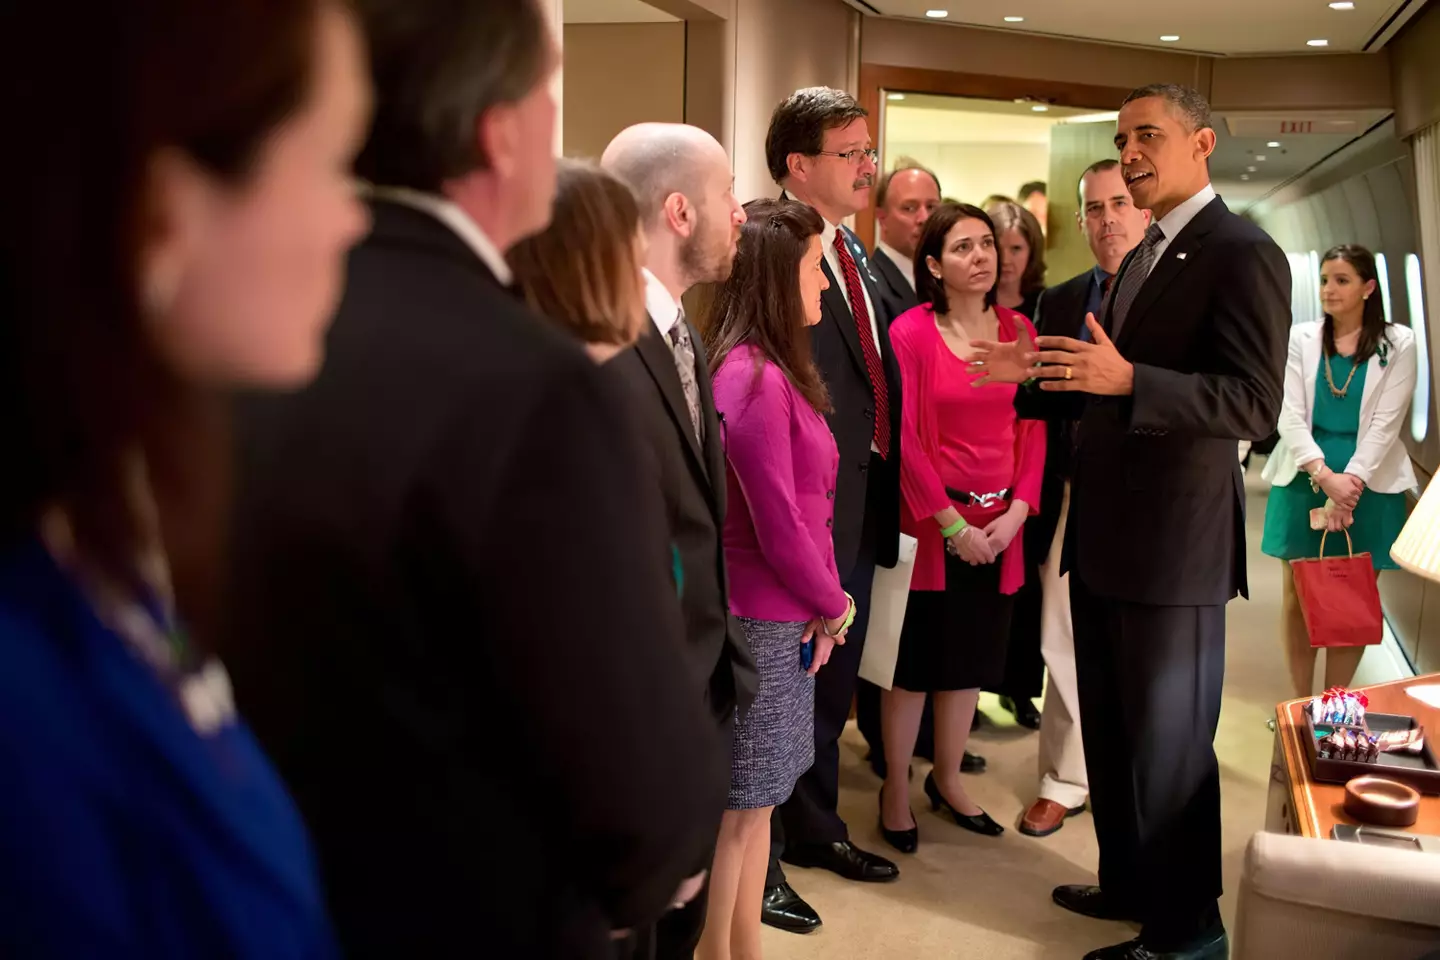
[833,228,891,459]
[1107,222,1166,338]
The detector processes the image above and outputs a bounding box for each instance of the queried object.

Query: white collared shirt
[366,185,514,285]
[877,240,916,293]
[644,268,684,337]
[1146,183,1217,278]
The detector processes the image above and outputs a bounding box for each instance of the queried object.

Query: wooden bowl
[1344,775,1420,827]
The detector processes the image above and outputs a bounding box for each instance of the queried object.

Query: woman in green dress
[1261,245,1417,697]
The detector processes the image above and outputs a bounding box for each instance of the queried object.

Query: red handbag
[1289,530,1383,648]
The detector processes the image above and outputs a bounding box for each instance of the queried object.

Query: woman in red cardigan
[878,202,1046,851]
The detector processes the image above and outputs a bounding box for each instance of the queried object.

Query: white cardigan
[1261,320,1418,494]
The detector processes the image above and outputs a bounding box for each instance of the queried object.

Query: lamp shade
[1391,479,1440,581]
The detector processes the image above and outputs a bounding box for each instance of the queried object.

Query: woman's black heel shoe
[878,784,919,854]
[923,772,1004,837]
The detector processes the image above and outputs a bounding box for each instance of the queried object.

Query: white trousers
[1036,482,1089,808]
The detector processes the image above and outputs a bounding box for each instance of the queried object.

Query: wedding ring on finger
[1064,366,1073,380]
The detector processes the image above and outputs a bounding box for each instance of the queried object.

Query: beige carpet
[764,463,1411,960]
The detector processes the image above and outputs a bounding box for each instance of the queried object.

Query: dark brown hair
[0,0,326,624]
[914,202,1000,314]
[508,159,646,346]
[1077,158,1121,206]
[700,199,830,413]
[1321,244,1389,364]
[987,200,1047,293]
[764,87,868,184]
[354,0,551,190]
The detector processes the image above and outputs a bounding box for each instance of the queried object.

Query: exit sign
[1280,120,1316,134]
[1225,116,1362,137]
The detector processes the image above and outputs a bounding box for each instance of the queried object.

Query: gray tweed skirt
[728,617,815,810]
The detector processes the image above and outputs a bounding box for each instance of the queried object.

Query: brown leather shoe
[1019,798,1086,837]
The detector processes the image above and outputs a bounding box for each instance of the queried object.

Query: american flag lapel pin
[1176,252,1188,260]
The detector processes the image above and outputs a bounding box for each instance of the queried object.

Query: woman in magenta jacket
[698,198,853,960]
[878,202,1046,851]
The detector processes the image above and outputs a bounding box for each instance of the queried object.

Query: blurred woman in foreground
[509,158,649,362]
[0,0,370,953]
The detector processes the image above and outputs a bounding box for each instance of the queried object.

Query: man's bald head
[602,123,728,224]
[601,122,744,292]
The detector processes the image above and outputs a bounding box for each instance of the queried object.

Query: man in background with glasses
[756,86,904,935]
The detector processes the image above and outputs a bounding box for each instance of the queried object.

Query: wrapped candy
[1310,687,1370,726]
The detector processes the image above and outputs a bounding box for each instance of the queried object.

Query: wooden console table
[1268,674,1440,838]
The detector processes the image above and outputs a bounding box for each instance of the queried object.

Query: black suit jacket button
[859,462,869,473]
[864,408,874,419]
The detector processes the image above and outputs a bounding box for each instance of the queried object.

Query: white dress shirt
[877,240,916,293]
[644,268,684,337]
[1145,183,1217,278]
[367,185,513,285]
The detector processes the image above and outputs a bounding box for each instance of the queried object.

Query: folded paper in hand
[858,534,919,690]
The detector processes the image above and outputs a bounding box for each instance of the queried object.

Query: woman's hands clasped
[946,525,995,566]
[1318,470,1363,510]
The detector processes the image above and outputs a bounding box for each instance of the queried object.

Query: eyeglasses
[813,148,879,166]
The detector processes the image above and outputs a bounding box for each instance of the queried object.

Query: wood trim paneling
[855,63,1127,250]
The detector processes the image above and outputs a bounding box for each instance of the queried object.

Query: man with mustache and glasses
[754,86,905,934]
[1016,159,1152,843]
[974,84,1288,960]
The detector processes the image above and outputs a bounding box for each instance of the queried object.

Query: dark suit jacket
[224,200,724,960]
[1017,195,1290,606]
[612,323,759,729]
[869,246,919,318]
[811,225,904,578]
[1022,270,1092,564]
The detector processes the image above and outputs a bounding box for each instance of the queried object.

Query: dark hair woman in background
[1261,244,1416,696]
[986,199,1048,322]
[700,198,852,960]
[509,158,649,363]
[879,203,1045,850]
[0,0,370,953]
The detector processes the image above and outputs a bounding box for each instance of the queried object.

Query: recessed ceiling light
[887,93,906,101]
[926,9,949,17]
[1256,155,1267,161]
[1160,35,1181,42]
[1267,141,1282,148]
[1329,1,1355,9]
[1307,38,1330,46]
[1004,16,1025,22]
[1241,174,1251,181]
[1032,104,1050,112]
[1247,165,1258,172]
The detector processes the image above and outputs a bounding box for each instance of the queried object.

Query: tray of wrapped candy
[1302,688,1440,795]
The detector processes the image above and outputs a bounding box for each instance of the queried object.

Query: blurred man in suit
[1017,159,1151,840]
[869,161,942,315]
[758,86,903,933]
[224,4,721,957]
[975,84,1288,960]
[601,122,757,960]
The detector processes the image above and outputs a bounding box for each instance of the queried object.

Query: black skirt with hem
[892,551,1013,692]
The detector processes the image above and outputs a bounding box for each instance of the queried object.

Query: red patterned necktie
[833,228,891,459]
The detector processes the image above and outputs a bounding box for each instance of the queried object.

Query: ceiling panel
[564,0,678,23]
[865,0,1415,55]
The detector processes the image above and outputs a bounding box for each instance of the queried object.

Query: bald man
[870,164,941,314]
[602,123,757,960]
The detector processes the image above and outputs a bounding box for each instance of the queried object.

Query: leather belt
[945,486,1011,508]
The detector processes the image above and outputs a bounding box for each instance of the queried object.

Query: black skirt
[892,551,1014,693]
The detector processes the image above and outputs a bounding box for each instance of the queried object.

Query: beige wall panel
[1046,122,1121,284]
[862,17,1210,97]
[1392,0,1440,139]
[1210,54,1392,112]
[562,23,687,160]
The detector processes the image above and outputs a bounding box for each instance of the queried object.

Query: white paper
[858,534,918,691]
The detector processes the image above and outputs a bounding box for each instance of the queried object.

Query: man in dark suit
[756,87,904,931]
[1016,159,1152,841]
[223,4,722,958]
[868,162,941,316]
[600,121,758,960]
[976,84,1289,959]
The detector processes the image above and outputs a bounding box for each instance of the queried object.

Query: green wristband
[841,592,857,632]
[940,518,967,539]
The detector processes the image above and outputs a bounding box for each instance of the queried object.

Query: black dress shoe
[782,840,899,882]
[1000,695,1042,730]
[922,772,1003,837]
[878,784,918,854]
[961,751,987,773]
[1052,884,1141,922]
[1082,930,1228,959]
[760,883,821,934]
